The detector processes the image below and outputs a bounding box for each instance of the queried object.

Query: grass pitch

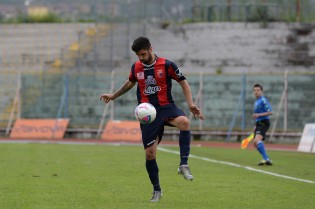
[0,142,314,209]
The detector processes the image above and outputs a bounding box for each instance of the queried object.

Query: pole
[226,75,245,142]
[188,72,203,130]
[5,73,21,136]
[97,71,116,138]
[109,8,114,72]
[160,0,163,22]
[284,70,288,131]
[126,0,131,60]
[110,71,115,120]
[17,72,21,119]
[64,74,69,118]
[199,72,204,130]
[242,73,246,131]
[227,0,232,21]
[143,0,147,36]
[296,0,301,22]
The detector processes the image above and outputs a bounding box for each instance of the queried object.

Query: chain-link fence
[1,71,313,133]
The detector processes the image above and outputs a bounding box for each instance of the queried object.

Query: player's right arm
[100,79,136,103]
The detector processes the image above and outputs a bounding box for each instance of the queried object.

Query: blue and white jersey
[254,96,272,122]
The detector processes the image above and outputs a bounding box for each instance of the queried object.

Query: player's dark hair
[131,37,151,52]
[253,83,263,91]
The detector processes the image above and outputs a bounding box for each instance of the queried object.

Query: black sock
[179,130,191,166]
[146,159,161,191]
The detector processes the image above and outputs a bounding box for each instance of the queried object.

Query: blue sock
[146,159,161,191]
[257,141,269,160]
[179,130,191,165]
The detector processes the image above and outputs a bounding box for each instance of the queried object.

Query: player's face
[253,87,262,98]
[135,47,154,65]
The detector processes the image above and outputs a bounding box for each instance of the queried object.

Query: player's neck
[142,54,157,67]
[148,54,157,64]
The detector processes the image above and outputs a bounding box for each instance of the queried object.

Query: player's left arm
[179,80,205,120]
[259,111,273,117]
[253,111,273,118]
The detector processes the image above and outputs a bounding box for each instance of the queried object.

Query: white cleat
[150,191,162,202]
[178,165,194,181]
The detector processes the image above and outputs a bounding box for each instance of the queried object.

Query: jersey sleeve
[167,61,186,82]
[262,98,272,112]
[128,64,137,82]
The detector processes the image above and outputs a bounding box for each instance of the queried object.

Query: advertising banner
[297,123,315,152]
[10,119,69,139]
[101,120,141,142]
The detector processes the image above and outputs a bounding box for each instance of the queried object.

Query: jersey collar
[142,54,158,69]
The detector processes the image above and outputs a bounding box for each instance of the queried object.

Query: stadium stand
[66,22,315,74]
[0,22,314,142]
[148,22,315,74]
[0,23,109,72]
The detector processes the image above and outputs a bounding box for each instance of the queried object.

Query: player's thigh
[159,104,188,130]
[255,120,270,141]
[168,115,190,130]
[141,117,164,148]
[253,133,264,143]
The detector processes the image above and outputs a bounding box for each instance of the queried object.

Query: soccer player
[252,83,273,166]
[100,37,204,202]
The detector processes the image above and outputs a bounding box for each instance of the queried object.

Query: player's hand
[189,105,205,120]
[99,93,113,103]
[252,113,260,119]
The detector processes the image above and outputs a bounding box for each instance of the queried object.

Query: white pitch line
[158,147,315,185]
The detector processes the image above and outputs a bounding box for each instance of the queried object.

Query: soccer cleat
[266,160,273,165]
[150,191,162,202]
[178,165,194,180]
[258,159,273,166]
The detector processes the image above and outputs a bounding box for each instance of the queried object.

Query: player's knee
[145,149,156,160]
[253,141,258,147]
[179,116,190,130]
[253,137,262,147]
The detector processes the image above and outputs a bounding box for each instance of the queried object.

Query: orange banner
[10,119,69,139]
[101,120,141,142]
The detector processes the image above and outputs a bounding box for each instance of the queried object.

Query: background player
[252,83,273,166]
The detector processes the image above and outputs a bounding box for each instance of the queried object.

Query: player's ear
[149,46,153,53]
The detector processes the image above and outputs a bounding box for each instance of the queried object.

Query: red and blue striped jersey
[129,55,186,107]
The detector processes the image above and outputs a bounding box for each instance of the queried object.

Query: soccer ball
[134,103,156,124]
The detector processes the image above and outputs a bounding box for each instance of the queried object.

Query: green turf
[0,143,314,209]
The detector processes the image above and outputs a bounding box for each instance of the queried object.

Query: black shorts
[254,119,270,140]
[140,103,186,148]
